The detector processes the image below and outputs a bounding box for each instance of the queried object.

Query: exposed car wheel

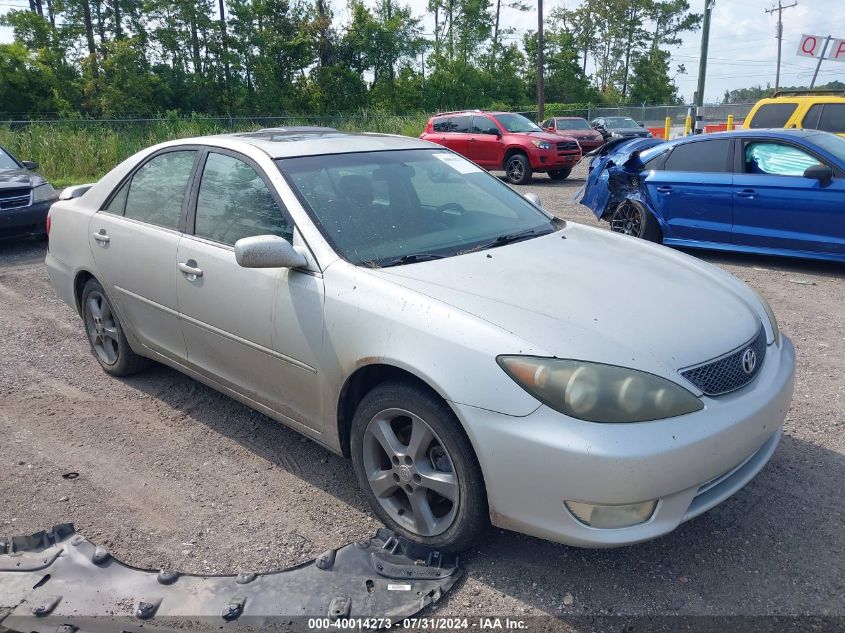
[548,168,572,181]
[81,278,150,376]
[610,200,662,243]
[350,381,488,552]
[504,153,532,185]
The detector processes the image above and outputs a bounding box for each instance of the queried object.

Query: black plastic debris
[0,524,461,632]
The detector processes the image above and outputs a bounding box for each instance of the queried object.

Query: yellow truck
[743,90,845,137]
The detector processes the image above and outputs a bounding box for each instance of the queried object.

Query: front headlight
[33,183,57,203]
[497,356,703,423]
[750,288,780,346]
[531,140,553,150]
[610,132,623,138]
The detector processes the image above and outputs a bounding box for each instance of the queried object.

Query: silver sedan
[46,129,795,551]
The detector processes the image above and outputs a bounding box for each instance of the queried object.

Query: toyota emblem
[741,348,757,375]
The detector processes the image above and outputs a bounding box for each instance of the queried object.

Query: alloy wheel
[611,202,644,237]
[507,158,524,182]
[84,291,119,365]
[362,408,459,537]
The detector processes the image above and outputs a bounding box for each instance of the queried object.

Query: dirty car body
[46,129,794,549]
[581,130,845,263]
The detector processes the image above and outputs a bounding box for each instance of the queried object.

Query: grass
[0,113,430,186]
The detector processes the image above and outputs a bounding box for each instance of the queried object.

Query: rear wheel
[504,153,532,185]
[610,200,662,243]
[548,168,572,180]
[81,279,150,376]
[350,381,488,551]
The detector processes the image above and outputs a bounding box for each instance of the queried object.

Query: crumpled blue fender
[579,137,665,220]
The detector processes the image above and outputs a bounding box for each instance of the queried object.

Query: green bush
[0,112,431,186]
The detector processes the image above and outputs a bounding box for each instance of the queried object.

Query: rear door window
[472,116,500,135]
[748,103,798,128]
[432,117,450,132]
[448,116,471,133]
[123,150,197,230]
[663,139,730,172]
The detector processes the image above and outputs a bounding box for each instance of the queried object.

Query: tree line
[1,0,702,117]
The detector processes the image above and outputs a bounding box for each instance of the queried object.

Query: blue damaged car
[580,129,845,263]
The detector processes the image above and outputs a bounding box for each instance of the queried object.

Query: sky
[1,0,842,104]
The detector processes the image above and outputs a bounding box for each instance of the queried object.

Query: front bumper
[529,148,581,171]
[453,335,795,547]
[0,200,51,239]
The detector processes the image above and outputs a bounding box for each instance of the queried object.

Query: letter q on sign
[797,34,820,58]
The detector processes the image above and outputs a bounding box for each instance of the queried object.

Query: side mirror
[22,160,39,170]
[804,163,833,186]
[488,129,501,137]
[523,192,542,207]
[234,235,307,269]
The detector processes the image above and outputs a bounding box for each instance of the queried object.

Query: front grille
[556,141,579,152]
[680,325,767,396]
[0,188,32,211]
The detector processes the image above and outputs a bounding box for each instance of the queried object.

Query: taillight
[46,209,52,236]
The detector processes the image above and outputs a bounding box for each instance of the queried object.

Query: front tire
[350,381,488,552]
[548,168,572,180]
[610,200,662,243]
[504,153,532,185]
[81,278,150,376]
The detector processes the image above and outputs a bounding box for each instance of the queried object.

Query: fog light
[565,500,657,528]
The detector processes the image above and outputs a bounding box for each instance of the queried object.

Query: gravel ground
[1,162,843,626]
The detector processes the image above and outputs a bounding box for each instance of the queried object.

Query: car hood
[0,168,41,189]
[606,127,650,136]
[371,225,762,383]
[560,129,603,140]
[512,131,567,143]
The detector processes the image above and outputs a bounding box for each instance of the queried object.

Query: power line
[764,0,798,91]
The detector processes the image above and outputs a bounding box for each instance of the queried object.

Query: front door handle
[656,186,673,193]
[178,261,203,277]
[92,231,109,243]
[736,189,756,199]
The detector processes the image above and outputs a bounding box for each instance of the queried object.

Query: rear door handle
[92,231,110,243]
[736,189,756,199]
[656,186,673,193]
[178,262,203,277]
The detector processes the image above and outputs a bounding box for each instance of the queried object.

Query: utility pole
[765,0,798,91]
[537,0,545,121]
[694,0,715,134]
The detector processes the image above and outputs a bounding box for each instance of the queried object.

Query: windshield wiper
[380,253,446,267]
[484,228,545,248]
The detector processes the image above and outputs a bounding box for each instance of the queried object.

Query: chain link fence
[518,103,755,127]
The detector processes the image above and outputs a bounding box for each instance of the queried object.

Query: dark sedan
[590,116,652,141]
[0,145,57,239]
[541,116,605,153]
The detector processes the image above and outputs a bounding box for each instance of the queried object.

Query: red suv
[419,111,581,184]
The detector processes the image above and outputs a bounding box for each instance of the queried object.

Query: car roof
[666,128,826,145]
[158,128,434,159]
[553,116,587,120]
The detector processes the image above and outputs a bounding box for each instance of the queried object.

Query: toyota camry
[45,128,795,551]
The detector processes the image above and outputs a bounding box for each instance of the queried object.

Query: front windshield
[557,119,591,130]
[605,117,640,129]
[493,113,543,133]
[277,149,557,266]
[0,147,20,170]
[809,132,845,163]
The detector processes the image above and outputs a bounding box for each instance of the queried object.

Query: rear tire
[504,153,532,185]
[610,200,662,243]
[81,278,150,376]
[548,168,572,180]
[350,381,488,552]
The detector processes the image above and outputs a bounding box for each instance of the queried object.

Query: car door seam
[177,310,317,374]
